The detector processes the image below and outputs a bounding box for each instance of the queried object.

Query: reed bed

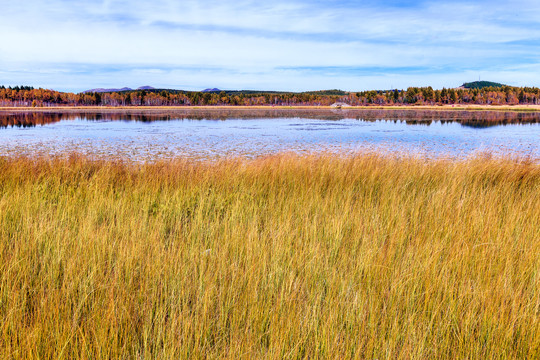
[0,153,539,359]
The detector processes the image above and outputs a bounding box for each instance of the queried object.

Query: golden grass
[0,153,539,359]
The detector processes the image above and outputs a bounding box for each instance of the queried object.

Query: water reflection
[1,109,540,129]
[0,109,539,160]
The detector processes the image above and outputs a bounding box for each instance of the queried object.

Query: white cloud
[1,0,539,91]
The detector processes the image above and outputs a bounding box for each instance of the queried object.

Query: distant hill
[80,87,345,95]
[462,81,506,89]
[83,86,155,93]
[83,87,132,93]
[303,89,348,96]
[200,89,348,96]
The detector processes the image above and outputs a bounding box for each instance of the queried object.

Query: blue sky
[1,0,539,92]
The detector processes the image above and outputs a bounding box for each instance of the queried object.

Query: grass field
[1,153,539,358]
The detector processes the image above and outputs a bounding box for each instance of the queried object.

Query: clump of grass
[0,153,539,359]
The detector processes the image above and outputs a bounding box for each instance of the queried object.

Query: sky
[1,0,539,92]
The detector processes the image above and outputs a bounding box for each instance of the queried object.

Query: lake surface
[0,109,539,160]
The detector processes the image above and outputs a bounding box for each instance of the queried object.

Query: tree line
[1,85,540,107]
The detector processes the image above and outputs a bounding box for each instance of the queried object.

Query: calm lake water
[0,109,539,160]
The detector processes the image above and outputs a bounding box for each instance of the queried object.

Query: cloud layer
[1,0,539,91]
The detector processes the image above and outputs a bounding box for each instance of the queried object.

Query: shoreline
[2,104,540,112]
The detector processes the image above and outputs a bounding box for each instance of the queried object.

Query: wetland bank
[1,108,540,358]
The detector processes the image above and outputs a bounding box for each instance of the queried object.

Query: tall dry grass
[0,153,539,359]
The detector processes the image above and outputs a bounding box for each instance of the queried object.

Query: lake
[1,109,539,160]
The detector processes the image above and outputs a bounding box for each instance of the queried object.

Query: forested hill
[1,84,539,107]
[462,81,506,89]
